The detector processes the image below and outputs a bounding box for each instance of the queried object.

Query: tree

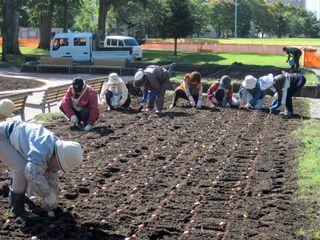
[209,0,233,38]
[157,0,195,56]
[55,0,83,32]
[191,0,211,37]
[1,0,21,61]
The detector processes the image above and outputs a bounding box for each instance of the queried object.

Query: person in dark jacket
[283,47,302,72]
[270,72,306,118]
[133,65,170,113]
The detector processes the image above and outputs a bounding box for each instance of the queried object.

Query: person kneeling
[59,78,99,132]
[100,73,131,111]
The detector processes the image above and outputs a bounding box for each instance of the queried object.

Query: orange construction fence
[0,38,40,47]
[302,47,320,68]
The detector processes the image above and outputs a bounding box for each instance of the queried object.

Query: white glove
[188,96,195,107]
[70,115,78,124]
[245,103,252,109]
[83,124,92,132]
[196,100,202,109]
[43,192,58,211]
[225,103,231,108]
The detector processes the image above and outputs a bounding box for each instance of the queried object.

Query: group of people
[0,58,306,223]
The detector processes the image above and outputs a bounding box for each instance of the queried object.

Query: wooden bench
[37,57,73,74]
[90,58,127,75]
[27,78,105,113]
[0,91,32,121]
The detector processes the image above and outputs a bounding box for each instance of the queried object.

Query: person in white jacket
[100,73,131,111]
[0,119,83,223]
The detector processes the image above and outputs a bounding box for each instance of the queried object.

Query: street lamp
[234,0,238,39]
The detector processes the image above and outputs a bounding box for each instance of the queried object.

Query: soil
[0,76,44,91]
[0,93,310,240]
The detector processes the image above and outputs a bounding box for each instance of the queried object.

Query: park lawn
[147,38,320,47]
[143,50,287,67]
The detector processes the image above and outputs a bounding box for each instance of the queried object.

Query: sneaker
[279,110,293,118]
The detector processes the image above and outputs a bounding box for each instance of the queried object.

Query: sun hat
[108,73,121,84]
[220,75,232,89]
[72,78,85,93]
[133,69,146,88]
[242,75,257,90]
[0,99,15,117]
[55,139,83,173]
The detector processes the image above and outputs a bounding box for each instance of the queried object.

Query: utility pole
[234,0,238,39]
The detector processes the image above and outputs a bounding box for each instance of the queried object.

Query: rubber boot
[10,190,40,223]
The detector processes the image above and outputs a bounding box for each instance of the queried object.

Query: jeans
[171,89,199,106]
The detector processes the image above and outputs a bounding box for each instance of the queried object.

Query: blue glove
[83,124,92,132]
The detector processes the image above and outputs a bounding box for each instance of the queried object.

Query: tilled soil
[0,96,308,240]
[0,77,44,91]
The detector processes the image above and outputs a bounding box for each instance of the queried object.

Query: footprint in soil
[93,127,114,136]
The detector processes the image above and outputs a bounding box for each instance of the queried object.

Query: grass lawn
[147,38,320,47]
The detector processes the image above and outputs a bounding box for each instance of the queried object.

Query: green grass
[35,112,64,124]
[294,104,320,238]
[0,47,48,63]
[147,38,320,47]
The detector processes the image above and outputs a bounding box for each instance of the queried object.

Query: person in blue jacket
[283,47,302,72]
[238,75,266,110]
[0,119,83,223]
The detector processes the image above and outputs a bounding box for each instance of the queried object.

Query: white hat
[0,99,15,117]
[134,69,144,81]
[55,139,83,173]
[242,75,257,90]
[108,73,121,84]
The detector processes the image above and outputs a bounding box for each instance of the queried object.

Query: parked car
[104,36,143,60]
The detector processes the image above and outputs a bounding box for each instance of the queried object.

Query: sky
[306,0,318,10]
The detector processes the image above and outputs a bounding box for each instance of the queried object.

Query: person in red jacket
[59,78,99,131]
[207,75,238,108]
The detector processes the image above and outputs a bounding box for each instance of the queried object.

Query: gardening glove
[245,103,252,109]
[70,115,79,124]
[225,103,231,108]
[211,96,218,105]
[188,96,195,107]
[196,99,202,109]
[43,192,58,212]
[83,124,92,132]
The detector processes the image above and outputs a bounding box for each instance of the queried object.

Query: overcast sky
[306,0,318,10]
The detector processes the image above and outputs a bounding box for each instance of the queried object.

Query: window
[106,39,112,46]
[119,40,124,46]
[52,38,69,51]
[111,39,118,46]
[124,38,139,46]
[74,38,87,46]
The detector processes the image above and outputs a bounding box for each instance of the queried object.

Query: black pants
[286,76,306,112]
[59,104,90,124]
[292,53,302,71]
[105,90,131,109]
[171,89,199,106]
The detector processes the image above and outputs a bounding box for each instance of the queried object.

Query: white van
[104,36,143,60]
[50,32,132,61]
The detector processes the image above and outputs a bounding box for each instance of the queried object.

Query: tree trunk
[1,28,7,62]
[2,0,21,56]
[38,0,55,49]
[174,38,178,56]
[98,0,112,42]
[63,0,69,32]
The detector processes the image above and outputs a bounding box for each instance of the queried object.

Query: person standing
[133,65,171,113]
[59,77,99,131]
[283,47,302,72]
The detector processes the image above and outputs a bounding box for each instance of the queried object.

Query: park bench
[37,57,73,74]
[0,91,32,121]
[90,58,127,75]
[27,78,105,113]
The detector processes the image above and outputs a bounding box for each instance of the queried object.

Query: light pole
[234,0,238,39]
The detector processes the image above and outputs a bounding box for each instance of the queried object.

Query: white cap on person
[55,139,83,173]
[0,99,15,117]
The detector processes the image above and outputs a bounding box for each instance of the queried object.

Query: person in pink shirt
[59,78,99,131]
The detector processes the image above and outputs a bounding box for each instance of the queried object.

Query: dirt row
[0,97,308,240]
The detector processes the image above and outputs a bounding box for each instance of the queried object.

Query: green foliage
[72,0,98,32]
[35,112,64,124]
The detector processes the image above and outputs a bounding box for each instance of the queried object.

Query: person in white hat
[0,120,83,223]
[133,65,171,113]
[237,75,266,110]
[100,73,131,111]
[0,98,15,121]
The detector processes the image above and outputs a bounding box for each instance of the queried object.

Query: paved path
[1,68,320,121]
[0,68,134,121]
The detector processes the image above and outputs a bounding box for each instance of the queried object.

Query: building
[265,0,306,8]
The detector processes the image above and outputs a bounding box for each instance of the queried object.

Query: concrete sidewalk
[0,68,134,121]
